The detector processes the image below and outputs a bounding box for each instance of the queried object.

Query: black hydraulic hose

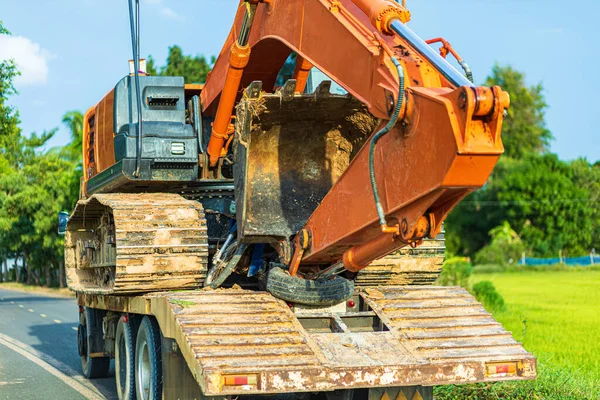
[136,0,140,62]
[128,0,143,178]
[369,57,404,227]
[192,95,204,153]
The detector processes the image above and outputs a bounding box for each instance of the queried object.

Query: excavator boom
[202,0,508,273]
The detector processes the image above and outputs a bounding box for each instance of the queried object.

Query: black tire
[79,307,110,379]
[135,316,162,400]
[267,266,355,306]
[115,315,139,400]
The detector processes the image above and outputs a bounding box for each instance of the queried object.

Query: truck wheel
[267,266,354,306]
[135,316,162,400]
[115,315,139,400]
[78,307,110,379]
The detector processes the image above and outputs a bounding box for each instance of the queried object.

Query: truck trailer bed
[78,286,536,397]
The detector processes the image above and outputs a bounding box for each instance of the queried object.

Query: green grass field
[436,269,600,399]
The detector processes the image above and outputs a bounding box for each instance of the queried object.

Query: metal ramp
[153,286,536,396]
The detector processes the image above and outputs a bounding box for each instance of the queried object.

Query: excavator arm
[202,0,509,275]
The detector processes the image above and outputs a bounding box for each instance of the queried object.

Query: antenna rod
[128,0,144,177]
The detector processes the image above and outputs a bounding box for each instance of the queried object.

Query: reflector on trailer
[485,361,521,377]
[222,374,258,387]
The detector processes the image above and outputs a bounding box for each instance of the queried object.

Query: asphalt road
[0,289,117,399]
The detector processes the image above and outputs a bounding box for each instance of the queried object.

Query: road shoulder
[0,283,74,299]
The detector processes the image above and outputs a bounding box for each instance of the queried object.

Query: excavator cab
[81,75,201,196]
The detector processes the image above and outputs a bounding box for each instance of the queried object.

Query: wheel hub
[137,338,151,399]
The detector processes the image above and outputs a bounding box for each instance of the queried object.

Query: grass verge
[436,269,600,399]
[0,282,74,298]
[435,364,597,400]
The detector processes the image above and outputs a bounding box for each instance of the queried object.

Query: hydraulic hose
[369,57,404,228]
[459,59,474,83]
[192,95,205,153]
[128,0,143,178]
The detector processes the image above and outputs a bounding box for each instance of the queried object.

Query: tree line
[0,24,83,286]
[447,65,600,263]
[1,27,598,287]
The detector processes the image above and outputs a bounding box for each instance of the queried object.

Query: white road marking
[18,305,23,308]
[53,319,62,324]
[0,378,25,386]
[28,309,34,313]
[40,314,47,318]
[0,333,105,399]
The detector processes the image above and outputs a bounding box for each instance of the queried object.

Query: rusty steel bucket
[233,80,378,244]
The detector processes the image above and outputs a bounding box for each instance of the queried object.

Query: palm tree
[62,110,83,163]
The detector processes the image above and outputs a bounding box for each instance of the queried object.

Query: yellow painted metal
[79,287,536,396]
[412,390,423,400]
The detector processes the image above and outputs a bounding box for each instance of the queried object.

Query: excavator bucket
[233,80,378,244]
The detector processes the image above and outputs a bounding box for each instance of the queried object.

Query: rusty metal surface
[356,236,445,287]
[362,286,535,365]
[233,80,378,243]
[94,286,536,396]
[155,289,322,395]
[66,193,208,294]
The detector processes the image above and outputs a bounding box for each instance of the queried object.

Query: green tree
[0,21,21,281]
[445,65,593,259]
[61,110,83,163]
[474,222,525,266]
[147,45,215,84]
[570,158,600,252]
[437,257,472,288]
[448,154,595,258]
[0,22,81,286]
[485,64,553,159]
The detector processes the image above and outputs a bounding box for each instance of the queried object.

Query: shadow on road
[28,322,117,399]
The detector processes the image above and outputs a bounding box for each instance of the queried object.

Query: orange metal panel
[96,89,116,173]
[83,89,115,186]
[442,155,500,188]
[82,107,96,185]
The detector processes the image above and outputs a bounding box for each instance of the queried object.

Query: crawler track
[65,193,208,294]
[357,234,445,287]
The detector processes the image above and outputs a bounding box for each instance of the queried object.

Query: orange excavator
[67,0,508,299]
[63,2,534,399]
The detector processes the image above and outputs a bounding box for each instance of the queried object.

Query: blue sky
[1,0,598,162]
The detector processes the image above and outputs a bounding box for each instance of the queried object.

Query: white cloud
[160,6,181,20]
[0,35,55,85]
[160,6,183,20]
[141,0,183,20]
